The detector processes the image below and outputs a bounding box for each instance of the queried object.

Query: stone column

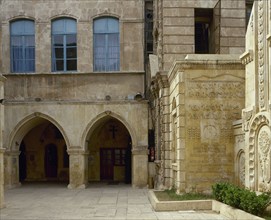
[4,151,21,189]
[0,148,5,208]
[67,148,88,189]
[132,146,148,188]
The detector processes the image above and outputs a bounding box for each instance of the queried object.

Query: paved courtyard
[1,183,228,220]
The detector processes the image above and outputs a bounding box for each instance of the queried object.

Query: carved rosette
[248,115,270,190]
[258,0,266,110]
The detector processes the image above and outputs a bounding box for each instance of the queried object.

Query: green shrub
[212,182,271,216]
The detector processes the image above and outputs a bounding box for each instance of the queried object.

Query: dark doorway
[44,144,58,178]
[19,141,27,182]
[100,149,114,180]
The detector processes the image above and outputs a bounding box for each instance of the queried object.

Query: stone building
[0,0,149,197]
[1,0,269,208]
[236,0,271,192]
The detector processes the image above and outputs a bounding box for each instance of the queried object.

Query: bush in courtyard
[212,182,271,216]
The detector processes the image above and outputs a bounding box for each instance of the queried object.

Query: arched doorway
[88,117,132,184]
[18,120,69,183]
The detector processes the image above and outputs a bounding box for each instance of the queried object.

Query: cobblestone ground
[1,183,228,220]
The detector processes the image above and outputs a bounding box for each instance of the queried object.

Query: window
[93,17,120,71]
[52,18,77,72]
[10,19,35,73]
[194,8,214,54]
[246,0,254,27]
[145,0,153,66]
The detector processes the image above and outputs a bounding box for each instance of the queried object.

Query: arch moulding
[82,111,138,151]
[7,112,70,152]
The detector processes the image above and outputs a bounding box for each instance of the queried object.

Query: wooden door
[100,149,114,180]
[45,144,58,178]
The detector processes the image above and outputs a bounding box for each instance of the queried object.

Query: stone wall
[152,55,245,193]
[0,0,144,74]
[153,0,246,71]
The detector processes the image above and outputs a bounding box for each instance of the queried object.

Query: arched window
[93,17,120,71]
[52,18,77,72]
[10,19,35,73]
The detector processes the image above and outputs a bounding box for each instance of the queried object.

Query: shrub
[212,182,271,216]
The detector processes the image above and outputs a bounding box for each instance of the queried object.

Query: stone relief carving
[248,114,270,190]
[238,151,245,187]
[242,108,256,132]
[258,127,271,185]
[258,0,266,110]
[188,82,245,99]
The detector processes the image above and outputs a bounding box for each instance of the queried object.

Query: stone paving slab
[0,183,229,220]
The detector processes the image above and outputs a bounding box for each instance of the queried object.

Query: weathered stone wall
[1,0,149,188]
[167,55,245,193]
[0,0,144,74]
[154,0,246,71]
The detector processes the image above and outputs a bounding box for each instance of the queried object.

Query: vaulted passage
[88,117,132,184]
[19,120,69,183]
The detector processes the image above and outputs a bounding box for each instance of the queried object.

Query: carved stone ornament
[258,128,271,185]
[258,0,266,110]
[248,114,270,190]
[242,107,256,132]
[239,151,246,187]
[240,50,254,65]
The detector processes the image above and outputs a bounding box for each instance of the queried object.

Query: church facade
[0,0,270,209]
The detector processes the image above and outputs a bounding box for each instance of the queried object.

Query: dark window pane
[67,48,77,58]
[54,60,64,71]
[25,47,35,59]
[12,47,24,59]
[54,48,64,59]
[67,59,77,71]
[53,35,63,47]
[66,35,76,46]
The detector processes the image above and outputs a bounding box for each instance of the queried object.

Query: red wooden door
[100,149,114,180]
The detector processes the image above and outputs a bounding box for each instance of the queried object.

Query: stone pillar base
[67,148,88,189]
[132,146,148,188]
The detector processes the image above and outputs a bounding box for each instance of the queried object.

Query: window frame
[51,18,77,72]
[10,19,35,73]
[93,17,120,72]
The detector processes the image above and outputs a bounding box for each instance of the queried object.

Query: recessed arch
[8,112,70,152]
[82,111,137,151]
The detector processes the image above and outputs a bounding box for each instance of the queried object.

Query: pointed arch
[82,111,137,151]
[8,112,70,151]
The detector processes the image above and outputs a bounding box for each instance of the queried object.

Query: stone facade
[238,0,271,192]
[1,0,268,208]
[0,0,148,193]
[150,55,245,193]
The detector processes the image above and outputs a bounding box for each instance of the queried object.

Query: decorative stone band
[267,34,271,47]
[240,50,254,65]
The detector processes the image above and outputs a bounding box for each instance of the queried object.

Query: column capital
[132,145,148,155]
[67,147,89,155]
